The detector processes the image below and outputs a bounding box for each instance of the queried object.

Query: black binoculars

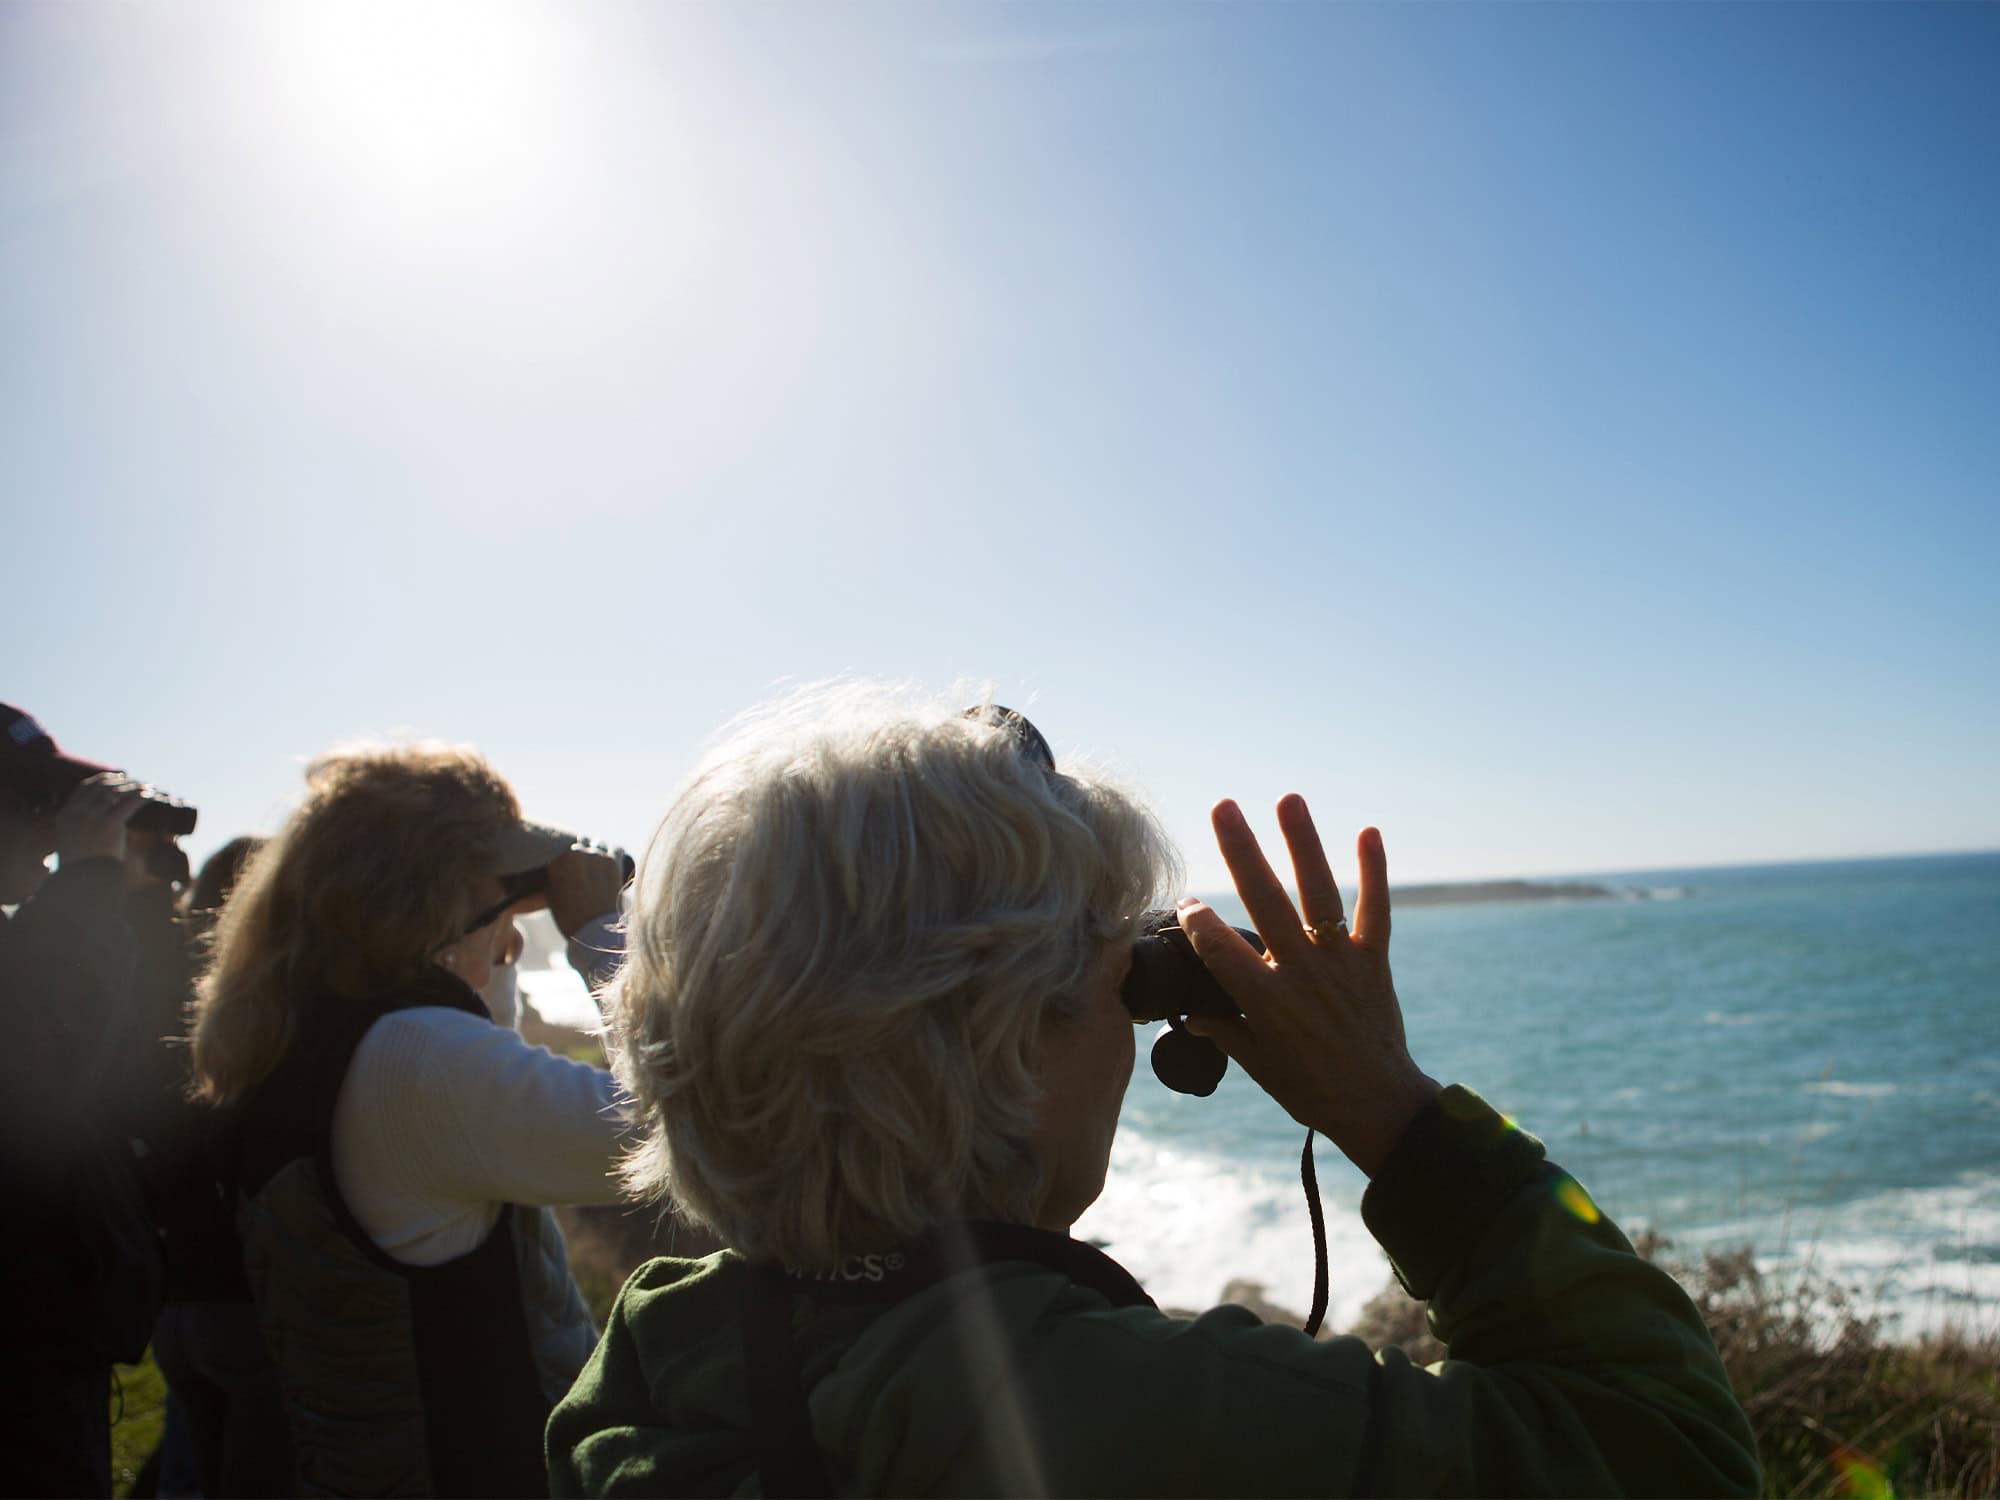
[1121,909,1264,1098]
[128,788,198,838]
[503,846,636,899]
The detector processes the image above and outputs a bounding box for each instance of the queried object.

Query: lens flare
[1554,1176,1601,1225]
[1831,1444,1893,1499]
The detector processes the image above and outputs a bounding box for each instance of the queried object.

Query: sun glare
[248,1,593,247]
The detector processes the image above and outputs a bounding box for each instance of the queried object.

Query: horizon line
[1187,844,2000,900]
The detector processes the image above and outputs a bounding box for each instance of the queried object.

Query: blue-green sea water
[1075,851,2000,1335]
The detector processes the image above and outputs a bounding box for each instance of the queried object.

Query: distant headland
[1393,879,1629,908]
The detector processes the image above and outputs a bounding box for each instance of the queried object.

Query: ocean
[524,851,2000,1338]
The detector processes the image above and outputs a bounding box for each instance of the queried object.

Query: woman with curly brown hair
[192,742,630,1498]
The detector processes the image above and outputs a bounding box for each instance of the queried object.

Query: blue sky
[4,1,1996,889]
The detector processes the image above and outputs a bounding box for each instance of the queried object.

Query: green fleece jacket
[547,1087,1759,1497]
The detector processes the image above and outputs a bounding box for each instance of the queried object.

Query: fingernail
[1176,896,1199,910]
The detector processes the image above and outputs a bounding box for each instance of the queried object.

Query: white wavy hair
[606,681,1180,1267]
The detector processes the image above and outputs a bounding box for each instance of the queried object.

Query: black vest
[233,971,567,1497]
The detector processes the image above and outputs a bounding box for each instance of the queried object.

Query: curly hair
[606,682,1179,1267]
[189,743,521,1104]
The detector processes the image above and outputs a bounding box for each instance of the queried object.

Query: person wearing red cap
[0,704,167,1497]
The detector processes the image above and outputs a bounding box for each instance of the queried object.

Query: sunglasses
[965,704,1056,772]
[457,869,544,938]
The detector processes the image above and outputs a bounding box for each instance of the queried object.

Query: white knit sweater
[330,915,630,1267]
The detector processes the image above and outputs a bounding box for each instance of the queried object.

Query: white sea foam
[1656,1173,2000,1339]
[1703,1011,1765,1027]
[1073,1130,1390,1330]
[1087,1135,2000,1343]
[1805,1080,1899,1099]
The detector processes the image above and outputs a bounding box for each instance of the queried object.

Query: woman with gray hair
[549,684,1758,1498]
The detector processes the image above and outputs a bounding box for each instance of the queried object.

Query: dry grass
[1339,1233,2000,1499]
[1686,1245,2000,1499]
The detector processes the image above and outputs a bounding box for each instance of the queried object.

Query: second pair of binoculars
[503,842,637,900]
[123,785,198,837]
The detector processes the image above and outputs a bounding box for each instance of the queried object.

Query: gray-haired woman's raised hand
[1177,794,1441,1177]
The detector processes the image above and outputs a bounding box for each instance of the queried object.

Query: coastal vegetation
[1350,1239,2000,1499]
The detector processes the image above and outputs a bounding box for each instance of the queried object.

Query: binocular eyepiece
[1121,909,1264,1098]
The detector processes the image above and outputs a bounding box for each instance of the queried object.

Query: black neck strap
[739,1222,1154,1498]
